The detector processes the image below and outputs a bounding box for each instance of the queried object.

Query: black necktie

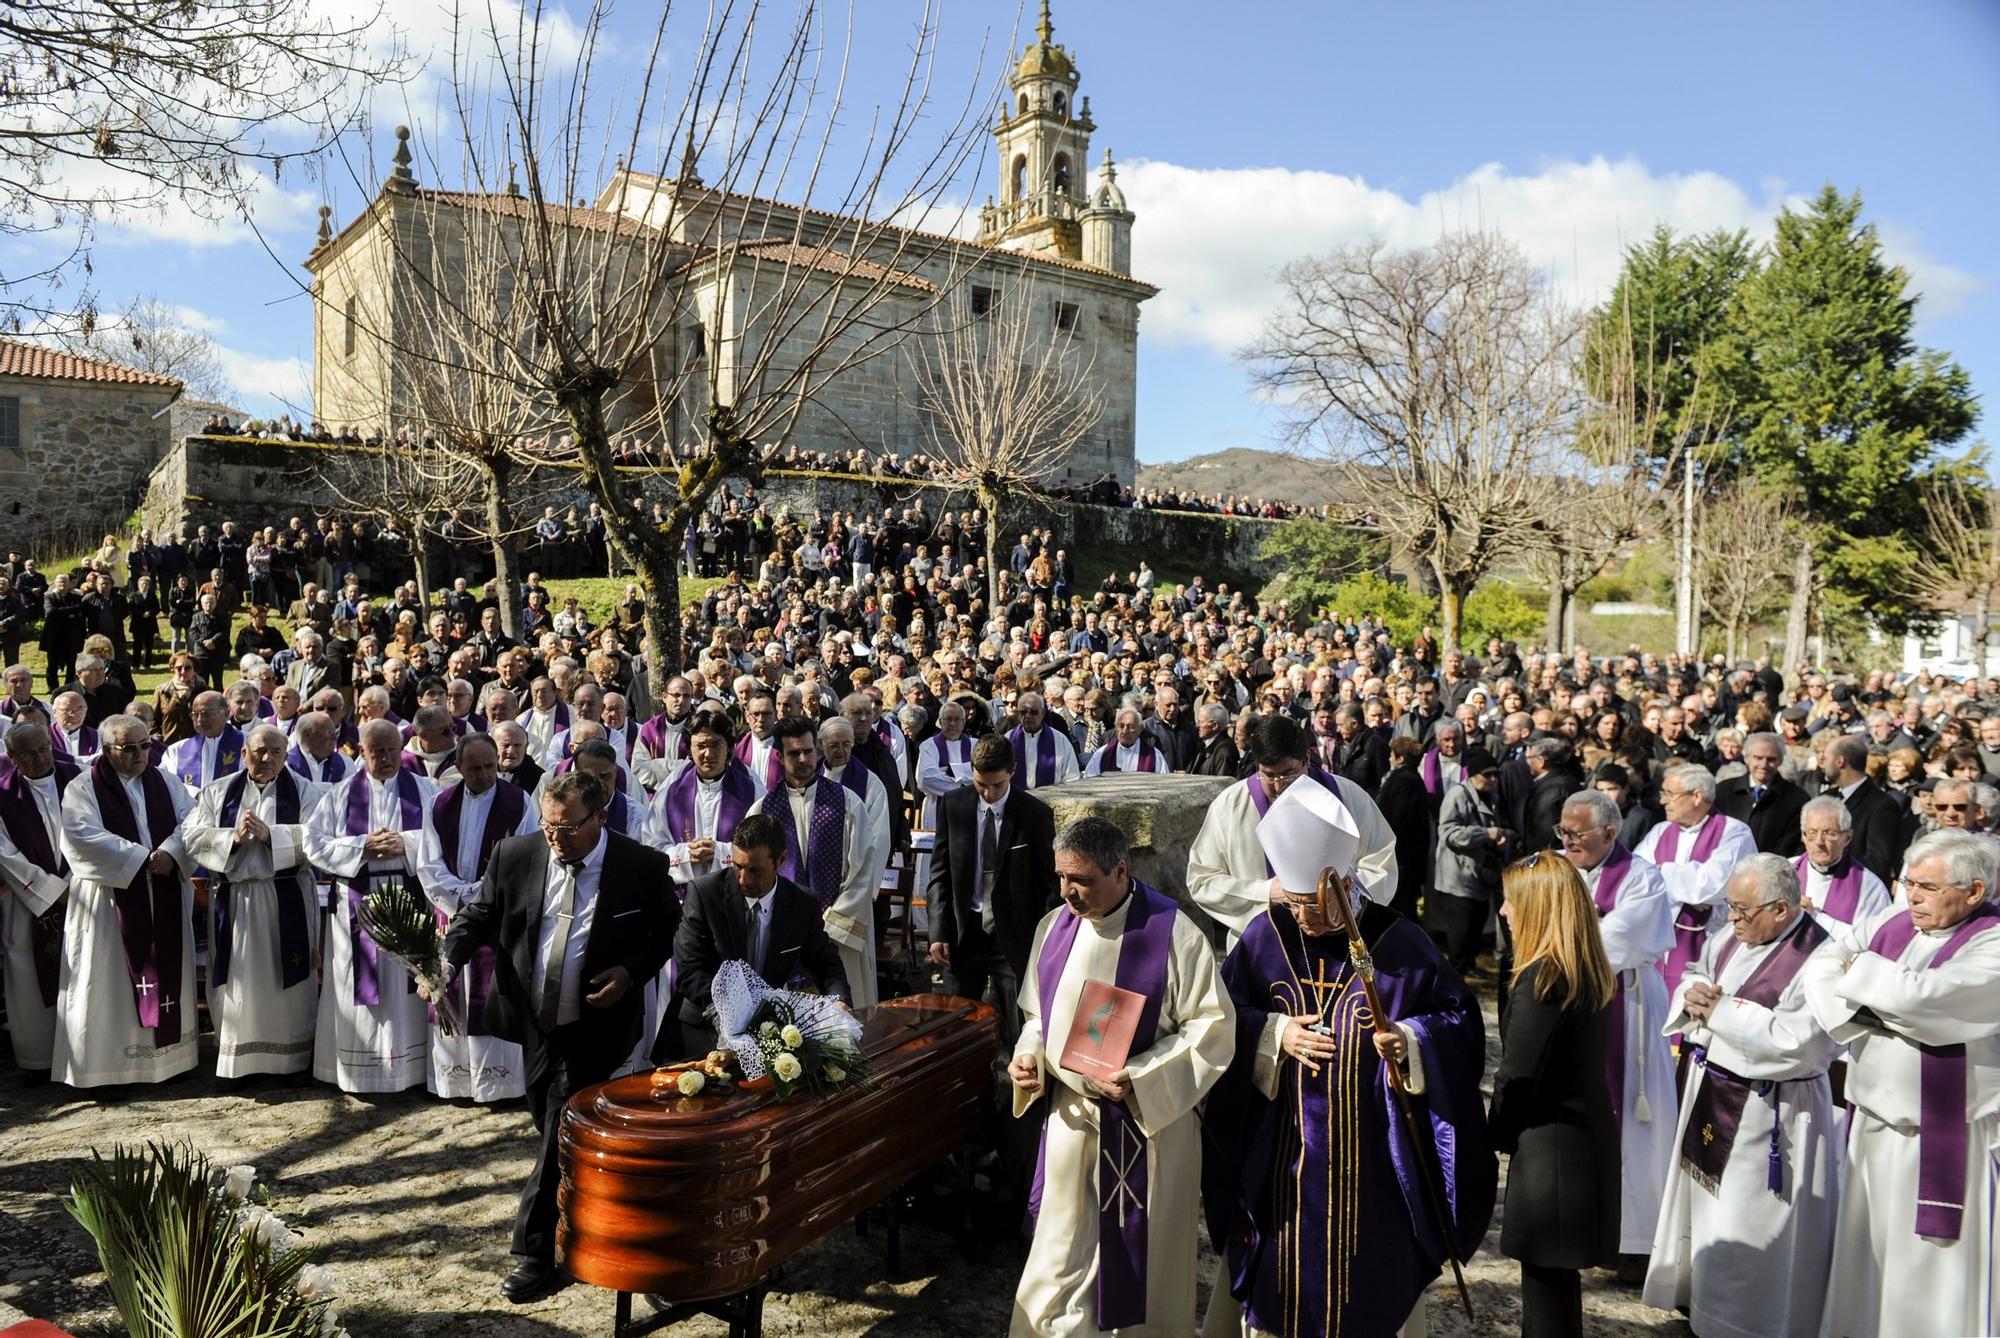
[979,807,999,933]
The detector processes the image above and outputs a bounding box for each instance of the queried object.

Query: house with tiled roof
[0,337,182,549]
[303,2,1153,484]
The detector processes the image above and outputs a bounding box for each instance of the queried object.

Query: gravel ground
[0,996,1692,1338]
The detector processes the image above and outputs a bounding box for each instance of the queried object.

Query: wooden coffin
[556,993,996,1299]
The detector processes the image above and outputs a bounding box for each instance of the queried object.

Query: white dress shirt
[532,829,607,1027]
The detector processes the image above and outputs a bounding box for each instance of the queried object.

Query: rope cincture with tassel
[1317,866,1477,1325]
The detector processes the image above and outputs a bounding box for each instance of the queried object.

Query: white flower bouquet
[705,960,871,1099]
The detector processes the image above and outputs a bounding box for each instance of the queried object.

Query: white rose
[759,1021,778,1038]
[253,1211,298,1253]
[319,1306,341,1336]
[222,1164,257,1202]
[676,1069,706,1096]
[780,1024,804,1048]
[295,1265,337,1300]
[825,1065,847,1084]
[772,1052,802,1082]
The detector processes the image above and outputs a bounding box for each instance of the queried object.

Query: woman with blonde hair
[1488,853,1619,1338]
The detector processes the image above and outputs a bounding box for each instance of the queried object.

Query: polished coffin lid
[557,993,997,1298]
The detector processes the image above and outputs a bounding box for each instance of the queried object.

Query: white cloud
[214,345,313,419]
[1120,154,1983,358]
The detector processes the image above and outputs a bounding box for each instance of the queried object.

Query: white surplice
[1186,774,1399,943]
[1634,812,1757,987]
[1013,727,1081,789]
[747,781,878,1007]
[1011,894,1236,1337]
[1645,915,1841,1338]
[1579,850,1678,1253]
[415,783,537,1101]
[304,769,438,1093]
[1798,858,1894,930]
[0,771,70,1069]
[913,732,974,932]
[179,771,332,1077]
[54,770,197,1086]
[1803,905,2000,1338]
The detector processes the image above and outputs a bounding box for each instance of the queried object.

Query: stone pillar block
[1039,773,1231,932]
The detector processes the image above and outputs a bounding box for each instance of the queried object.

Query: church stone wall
[1,376,178,554]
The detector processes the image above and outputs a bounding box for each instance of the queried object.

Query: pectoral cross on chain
[1305,960,1345,1036]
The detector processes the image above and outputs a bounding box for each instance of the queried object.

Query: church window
[1052,154,1071,196]
[971,285,996,318]
[1011,155,1028,202]
[1053,92,1067,119]
[342,296,358,358]
[0,396,17,455]
[1017,94,1029,117]
[1054,301,1079,334]
[685,325,706,364]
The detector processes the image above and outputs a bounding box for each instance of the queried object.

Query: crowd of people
[0,504,1993,1337]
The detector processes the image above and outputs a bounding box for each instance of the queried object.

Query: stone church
[306,2,1154,484]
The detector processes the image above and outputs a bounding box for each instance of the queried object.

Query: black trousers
[943,922,1022,1050]
[1434,893,1489,973]
[1519,1263,1582,1338]
[513,1026,619,1265]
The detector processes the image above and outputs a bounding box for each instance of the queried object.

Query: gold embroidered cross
[1701,1123,1714,1145]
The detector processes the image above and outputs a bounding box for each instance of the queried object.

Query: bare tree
[1908,478,2000,672]
[1244,231,1584,654]
[58,294,234,401]
[910,275,1103,610]
[316,1,993,675]
[1,0,407,331]
[318,435,479,615]
[1694,478,1800,662]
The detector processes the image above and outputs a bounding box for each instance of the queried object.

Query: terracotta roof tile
[0,337,182,388]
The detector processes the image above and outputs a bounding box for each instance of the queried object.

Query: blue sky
[46,0,2000,465]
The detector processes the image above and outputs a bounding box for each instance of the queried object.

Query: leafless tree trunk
[1782,540,1814,674]
[1243,231,1584,655]
[1908,480,2000,676]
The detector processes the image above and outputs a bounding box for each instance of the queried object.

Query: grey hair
[1734,851,1803,908]
[1562,788,1621,829]
[818,716,855,745]
[100,712,146,744]
[246,722,289,752]
[1743,730,1783,755]
[1976,783,2000,814]
[1800,794,1854,833]
[237,653,269,676]
[1664,763,1716,804]
[1432,719,1463,742]
[3,720,49,753]
[1902,829,2000,901]
[1933,777,1973,804]
[1054,817,1130,875]
[1197,702,1229,727]
[1528,736,1569,763]
[73,652,106,675]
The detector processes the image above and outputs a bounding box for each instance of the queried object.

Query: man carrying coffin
[0,721,79,1074]
[1010,817,1235,1336]
[745,714,879,1006]
[1558,789,1677,1265]
[53,714,197,1086]
[1636,764,1757,997]
[1804,829,2000,1338]
[1082,707,1171,777]
[416,732,536,1102]
[1201,863,1494,1338]
[1008,691,1079,791]
[179,723,329,1079]
[1187,713,1398,944]
[1795,794,1892,929]
[1644,854,1840,1338]
[304,717,438,1092]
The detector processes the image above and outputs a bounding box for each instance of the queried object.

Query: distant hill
[1136,447,1350,508]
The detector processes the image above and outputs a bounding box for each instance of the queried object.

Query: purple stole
[55,723,99,759]
[826,755,872,799]
[1419,747,1442,797]
[1588,844,1636,1117]
[930,733,971,776]
[735,732,784,791]
[1654,810,1727,992]
[611,722,638,765]
[1864,903,2000,1239]
[340,769,426,1006]
[765,779,847,909]
[0,696,49,720]
[661,764,756,871]
[1243,766,1345,876]
[88,758,186,1044]
[212,769,312,991]
[640,712,692,764]
[1095,740,1157,773]
[1028,881,1178,1329]
[0,758,78,1005]
[287,746,347,783]
[1682,914,1830,1194]
[1009,726,1059,789]
[604,791,639,836]
[172,724,244,790]
[1793,853,1864,923]
[430,780,528,1034]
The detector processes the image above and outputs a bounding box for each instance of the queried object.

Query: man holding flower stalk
[439,769,678,1303]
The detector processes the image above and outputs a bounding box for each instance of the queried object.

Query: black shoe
[501,1257,564,1303]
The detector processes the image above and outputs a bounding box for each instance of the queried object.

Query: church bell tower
[976,2,1095,260]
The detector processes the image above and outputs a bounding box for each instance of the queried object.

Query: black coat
[1525,768,1581,854]
[443,830,678,1082]
[1332,731,1388,795]
[671,869,848,1033]
[1373,764,1432,906]
[1840,777,1907,885]
[1189,733,1241,778]
[1714,774,1807,858]
[1488,961,1619,1269]
[925,784,1059,979]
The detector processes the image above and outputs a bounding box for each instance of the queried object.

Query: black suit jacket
[1839,778,1905,884]
[1525,768,1580,853]
[672,869,849,1032]
[1713,774,1807,857]
[925,785,1059,978]
[444,830,678,1081]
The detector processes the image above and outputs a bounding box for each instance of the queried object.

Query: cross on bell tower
[977,1,1095,260]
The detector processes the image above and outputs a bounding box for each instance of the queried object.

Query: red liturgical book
[1059,979,1145,1081]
